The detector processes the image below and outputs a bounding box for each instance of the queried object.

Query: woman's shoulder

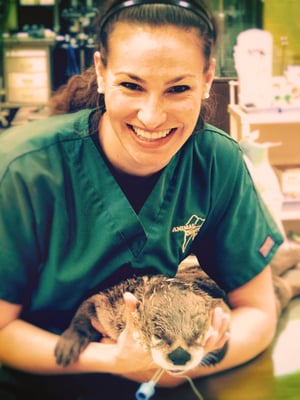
[199,123,240,149]
[2,109,92,145]
[0,109,96,183]
[188,123,243,165]
[0,109,94,176]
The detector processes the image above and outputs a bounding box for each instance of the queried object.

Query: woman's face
[95,22,215,176]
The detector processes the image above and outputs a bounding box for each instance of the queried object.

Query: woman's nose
[137,95,167,129]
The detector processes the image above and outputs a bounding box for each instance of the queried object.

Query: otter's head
[132,278,219,375]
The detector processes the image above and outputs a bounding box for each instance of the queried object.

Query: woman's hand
[100,292,156,375]
[203,306,230,355]
[100,297,230,379]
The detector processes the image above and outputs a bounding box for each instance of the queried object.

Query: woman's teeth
[131,125,173,140]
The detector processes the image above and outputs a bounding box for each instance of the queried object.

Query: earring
[203,82,211,99]
[97,76,104,94]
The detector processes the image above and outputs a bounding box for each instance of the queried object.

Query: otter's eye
[196,337,203,344]
[151,331,166,347]
[153,333,162,340]
[151,335,162,346]
[116,322,124,332]
[194,334,205,346]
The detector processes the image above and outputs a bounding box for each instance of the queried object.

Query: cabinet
[2,38,54,106]
[228,81,300,229]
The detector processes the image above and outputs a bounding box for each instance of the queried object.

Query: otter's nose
[168,346,191,366]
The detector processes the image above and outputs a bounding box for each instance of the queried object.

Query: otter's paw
[200,342,228,367]
[54,329,90,367]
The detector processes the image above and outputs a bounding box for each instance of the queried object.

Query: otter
[55,250,300,373]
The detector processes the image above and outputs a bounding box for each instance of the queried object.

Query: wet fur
[55,266,229,371]
[55,252,300,372]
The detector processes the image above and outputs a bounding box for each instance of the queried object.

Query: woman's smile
[128,124,176,141]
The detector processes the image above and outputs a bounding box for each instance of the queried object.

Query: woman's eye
[120,82,143,91]
[168,85,190,94]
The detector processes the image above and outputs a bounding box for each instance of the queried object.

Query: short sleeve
[0,164,41,304]
[192,137,283,292]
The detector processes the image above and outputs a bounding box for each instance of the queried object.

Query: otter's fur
[55,266,230,373]
[55,248,300,373]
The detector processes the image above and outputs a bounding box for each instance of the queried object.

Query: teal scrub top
[0,109,283,332]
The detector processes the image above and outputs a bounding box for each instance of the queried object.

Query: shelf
[229,104,300,124]
[228,83,300,225]
[3,40,52,106]
[228,104,300,141]
[281,198,300,221]
[281,209,300,221]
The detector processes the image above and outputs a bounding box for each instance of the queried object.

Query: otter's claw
[54,329,90,367]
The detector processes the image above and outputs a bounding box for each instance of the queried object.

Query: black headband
[99,0,215,39]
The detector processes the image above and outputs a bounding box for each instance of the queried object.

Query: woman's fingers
[204,307,230,351]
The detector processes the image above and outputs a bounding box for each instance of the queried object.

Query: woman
[0,0,283,398]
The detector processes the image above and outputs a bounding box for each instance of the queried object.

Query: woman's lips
[129,124,175,141]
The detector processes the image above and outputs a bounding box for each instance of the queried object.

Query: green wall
[263,0,300,75]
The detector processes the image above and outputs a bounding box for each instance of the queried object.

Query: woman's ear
[94,51,105,94]
[202,58,216,99]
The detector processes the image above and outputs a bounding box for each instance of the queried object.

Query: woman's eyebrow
[116,72,145,83]
[116,72,195,84]
[166,75,195,84]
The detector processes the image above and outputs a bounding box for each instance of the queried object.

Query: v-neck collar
[85,131,180,257]
[90,130,162,213]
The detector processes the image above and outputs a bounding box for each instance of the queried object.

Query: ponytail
[49,66,100,115]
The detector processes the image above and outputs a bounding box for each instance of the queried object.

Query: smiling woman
[94,23,214,176]
[0,1,288,400]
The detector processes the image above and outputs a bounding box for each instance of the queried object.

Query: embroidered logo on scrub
[172,214,205,253]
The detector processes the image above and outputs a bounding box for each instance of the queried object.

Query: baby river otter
[55,252,300,373]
